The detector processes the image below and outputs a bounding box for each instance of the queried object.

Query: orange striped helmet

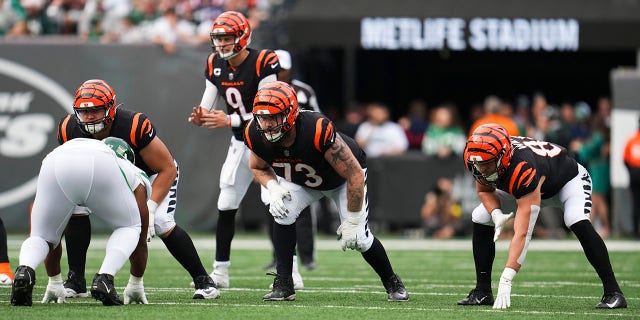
[210,11,251,60]
[73,79,117,134]
[463,123,512,186]
[253,81,298,142]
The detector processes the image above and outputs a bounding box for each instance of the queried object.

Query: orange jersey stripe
[130,113,141,147]
[207,54,215,78]
[521,168,536,187]
[244,121,253,150]
[255,50,267,78]
[509,161,526,194]
[59,115,71,143]
[140,118,152,138]
[516,168,534,190]
[314,118,324,152]
[323,122,334,145]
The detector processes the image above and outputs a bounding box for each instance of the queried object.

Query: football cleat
[193,275,221,299]
[90,273,123,306]
[63,270,88,298]
[10,265,35,306]
[458,288,494,306]
[596,292,627,309]
[263,273,295,301]
[211,266,229,288]
[383,274,409,302]
[0,262,14,285]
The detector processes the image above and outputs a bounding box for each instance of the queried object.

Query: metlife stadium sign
[361,17,579,51]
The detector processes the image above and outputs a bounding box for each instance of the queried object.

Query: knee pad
[471,205,493,226]
[154,210,176,236]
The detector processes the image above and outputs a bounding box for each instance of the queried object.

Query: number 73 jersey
[496,136,579,199]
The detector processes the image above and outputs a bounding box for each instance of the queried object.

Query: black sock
[215,209,237,262]
[273,223,296,277]
[472,223,495,292]
[65,215,91,277]
[161,225,207,279]
[266,208,276,263]
[571,220,622,294]
[0,218,8,262]
[361,237,394,281]
[296,207,315,264]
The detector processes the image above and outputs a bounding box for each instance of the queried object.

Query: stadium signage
[0,57,73,209]
[361,17,579,51]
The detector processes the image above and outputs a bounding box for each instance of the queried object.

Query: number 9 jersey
[498,136,578,199]
[204,48,281,141]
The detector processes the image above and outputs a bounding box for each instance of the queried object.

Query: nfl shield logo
[229,73,234,80]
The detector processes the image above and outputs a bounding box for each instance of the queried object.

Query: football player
[11,138,150,306]
[244,81,409,302]
[188,11,305,289]
[458,123,626,309]
[53,79,219,301]
[261,49,321,271]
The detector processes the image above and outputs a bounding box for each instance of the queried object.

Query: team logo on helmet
[210,11,252,60]
[73,79,118,134]
[463,123,512,186]
[103,136,135,163]
[253,81,299,142]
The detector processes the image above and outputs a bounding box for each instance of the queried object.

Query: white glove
[266,180,291,219]
[124,275,148,304]
[146,199,158,242]
[42,274,65,303]
[491,209,515,242]
[336,211,361,251]
[493,267,516,309]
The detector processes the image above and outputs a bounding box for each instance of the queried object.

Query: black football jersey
[57,108,157,176]
[244,110,367,190]
[204,48,281,141]
[494,136,578,199]
[291,79,319,112]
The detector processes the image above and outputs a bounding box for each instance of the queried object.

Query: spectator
[398,99,429,150]
[469,95,520,137]
[150,8,197,54]
[623,117,640,238]
[355,102,408,157]
[422,103,466,159]
[420,178,464,239]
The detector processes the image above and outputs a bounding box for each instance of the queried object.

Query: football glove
[146,199,158,242]
[42,274,65,303]
[493,267,517,309]
[124,276,148,304]
[266,180,291,219]
[336,211,361,251]
[491,209,515,242]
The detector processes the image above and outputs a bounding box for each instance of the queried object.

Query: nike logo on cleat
[606,298,619,308]
[102,281,110,293]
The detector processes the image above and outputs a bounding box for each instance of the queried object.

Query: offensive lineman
[244,81,409,301]
[54,79,219,301]
[458,123,626,309]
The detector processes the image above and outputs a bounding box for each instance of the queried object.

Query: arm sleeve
[199,79,220,111]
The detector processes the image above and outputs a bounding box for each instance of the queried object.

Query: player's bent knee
[471,205,493,226]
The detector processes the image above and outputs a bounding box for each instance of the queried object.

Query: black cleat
[382,274,409,302]
[193,275,220,299]
[596,292,627,309]
[63,270,88,298]
[458,288,494,305]
[90,273,123,306]
[11,266,36,306]
[263,273,295,301]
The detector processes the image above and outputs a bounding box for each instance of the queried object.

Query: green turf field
[1,234,638,319]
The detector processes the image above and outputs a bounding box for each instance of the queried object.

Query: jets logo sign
[0,57,73,209]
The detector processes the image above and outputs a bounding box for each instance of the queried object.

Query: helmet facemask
[211,33,246,60]
[255,109,291,142]
[468,153,504,186]
[74,104,114,134]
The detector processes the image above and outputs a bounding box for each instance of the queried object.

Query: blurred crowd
[330,93,615,240]
[0,0,274,52]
